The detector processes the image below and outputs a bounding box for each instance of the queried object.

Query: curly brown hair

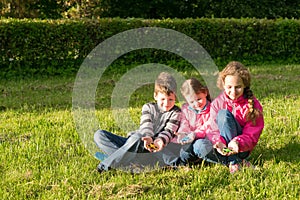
[218,61,261,125]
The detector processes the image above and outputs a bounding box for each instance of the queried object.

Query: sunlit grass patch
[0,64,299,199]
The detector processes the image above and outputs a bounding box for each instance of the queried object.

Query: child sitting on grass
[192,61,264,173]
[171,78,212,165]
[94,72,181,173]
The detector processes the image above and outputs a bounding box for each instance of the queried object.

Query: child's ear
[153,92,157,100]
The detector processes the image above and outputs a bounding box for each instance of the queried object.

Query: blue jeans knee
[193,139,214,159]
[179,144,195,164]
[217,109,242,144]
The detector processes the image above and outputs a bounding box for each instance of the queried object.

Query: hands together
[213,140,239,156]
[141,136,164,152]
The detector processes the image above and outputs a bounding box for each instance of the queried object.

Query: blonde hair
[180,78,211,102]
[218,61,261,125]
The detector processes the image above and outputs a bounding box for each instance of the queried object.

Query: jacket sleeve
[193,108,211,139]
[234,100,264,152]
[206,95,227,145]
[177,104,192,133]
[194,116,210,139]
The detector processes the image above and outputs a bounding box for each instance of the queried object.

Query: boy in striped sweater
[94,72,181,173]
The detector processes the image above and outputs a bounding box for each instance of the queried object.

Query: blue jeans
[180,109,249,165]
[94,130,181,171]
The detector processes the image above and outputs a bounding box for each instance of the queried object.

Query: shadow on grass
[252,140,300,165]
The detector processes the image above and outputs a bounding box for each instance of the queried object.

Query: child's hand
[153,138,164,152]
[213,141,227,155]
[227,140,239,155]
[141,136,154,152]
[177,132,195,145]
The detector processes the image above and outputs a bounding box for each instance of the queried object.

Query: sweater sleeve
[139,104,155,137]
[156,106,181,145]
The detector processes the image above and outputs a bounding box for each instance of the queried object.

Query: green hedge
[1,18,300,76]
[99,0,300,19]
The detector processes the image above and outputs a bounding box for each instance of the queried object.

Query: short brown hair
[154,72,177,96]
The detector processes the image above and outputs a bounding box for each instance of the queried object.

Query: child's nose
[231,88,236,95]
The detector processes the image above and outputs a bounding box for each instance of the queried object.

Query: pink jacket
[171,102,211,143]
[207,91,264,152]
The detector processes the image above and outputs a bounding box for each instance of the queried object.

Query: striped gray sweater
[137,102,181,145]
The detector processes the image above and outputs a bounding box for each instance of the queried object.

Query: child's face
[185,92,207,111]
[223,75,245,100]
[154,92,176,112]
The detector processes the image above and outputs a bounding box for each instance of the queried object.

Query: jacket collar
[223,92,246,104]
[188,101,210,114]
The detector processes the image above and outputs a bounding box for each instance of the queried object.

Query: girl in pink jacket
[194,61,264,173]
[172,78,212,165]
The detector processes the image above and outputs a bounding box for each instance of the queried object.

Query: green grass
[0,64,299,199]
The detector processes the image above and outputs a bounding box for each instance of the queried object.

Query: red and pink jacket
[207,91,264,153]
[171,102,211,143]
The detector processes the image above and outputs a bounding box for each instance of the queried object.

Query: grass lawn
[0,63,299,199]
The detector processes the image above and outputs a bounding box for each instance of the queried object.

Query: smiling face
[223,75,245,100]
[154,91,176,112]
[185,92,207,111]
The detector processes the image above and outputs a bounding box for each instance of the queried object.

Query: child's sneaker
[96,163,111,173]
[94,152,108,161]
[229,159,256,173]
[242,159,252,167]
[178,165,192,172]
[229,162,241,174]
[242,159,259,170]
[96,163,106,173]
